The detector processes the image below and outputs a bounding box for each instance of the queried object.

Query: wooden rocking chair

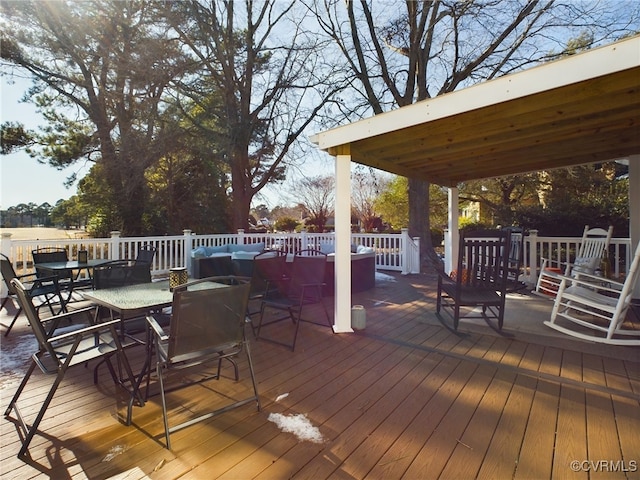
[544,240,640,345]
[436,230,511,331]
[534,225,613,298]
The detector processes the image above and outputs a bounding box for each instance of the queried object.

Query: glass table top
[81,280,228,313]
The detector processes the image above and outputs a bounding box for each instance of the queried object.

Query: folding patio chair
[93,259,152,290]
[32,247,90,304]
[5,278,137,457]
[134,246,156,266]
[1,253,64,336]
[436,229,511,331]
[245,250,288,334]
[92,259,160,346]
[257,249,330,351]
[144,276,260,449]
[534,225,613,297]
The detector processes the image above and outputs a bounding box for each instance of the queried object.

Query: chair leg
[497,299,506,330]
[453,304,461,330]
[4,360,37,417]
[257,303,298,350]
[256,303,267,340]
[244,339,261,411]
[3,308,22,337]
[157,363,171,449]
[217,357,239,381]
[291,307,301,351]
[8,359,69,457]
[0,296,9,312]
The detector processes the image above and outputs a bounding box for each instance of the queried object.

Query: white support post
[629,155,640,299]
[401,228,409,275]
[445,187,459,274]
[183,229,193,274]
[334,153,353,333]
[527,229,539,286]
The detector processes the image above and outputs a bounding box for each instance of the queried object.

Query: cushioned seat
[191,243,265,279]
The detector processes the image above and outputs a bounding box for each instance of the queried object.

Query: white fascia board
[310,36,640,151]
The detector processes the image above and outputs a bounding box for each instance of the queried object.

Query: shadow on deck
[1,271,638,479]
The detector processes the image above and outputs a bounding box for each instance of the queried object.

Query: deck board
[1,271,638,479]
[553,384,588,479]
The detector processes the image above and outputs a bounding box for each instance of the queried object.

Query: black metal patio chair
[256,249,331,351]
[144,276,260,449]
[92,259,161,347]
[1,253,64,336]
[134,246,156,266]
[32,247,90,304]
[245,250,288,334]
[5,278,137,457]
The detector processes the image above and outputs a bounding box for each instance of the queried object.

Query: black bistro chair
[92,259,158,339]
[31,247,87,303]
[245,250,288,334]
[93,259,152,290]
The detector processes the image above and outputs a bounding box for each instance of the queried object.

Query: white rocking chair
[544,240,640,345]
[534,225,613,298]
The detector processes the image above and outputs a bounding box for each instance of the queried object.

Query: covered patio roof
[311,35,639,187]
[311,35,640,335]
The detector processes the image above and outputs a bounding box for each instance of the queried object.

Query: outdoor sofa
[190,241,376,294]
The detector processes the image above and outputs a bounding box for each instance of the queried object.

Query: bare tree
[164,0,350,231]
[311,0,640,269]
[351,167,390,232]
[296,175,335,232]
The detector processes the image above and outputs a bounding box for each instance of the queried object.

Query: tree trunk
[408,177,442,271]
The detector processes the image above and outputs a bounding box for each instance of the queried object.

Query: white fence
[2,227,633,296]
[442,229,632,285]
[1,228,421,290]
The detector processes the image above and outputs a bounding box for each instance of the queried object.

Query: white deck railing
[2,227,632,296]
[522,230,632,284]
[1,228,421,292]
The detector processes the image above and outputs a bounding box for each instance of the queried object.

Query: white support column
[629,155,640,299]
[334,153,353,333]
[183,229,193,274]
[445,187,459,274]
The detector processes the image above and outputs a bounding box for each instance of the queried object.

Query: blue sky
[1,76,87,209]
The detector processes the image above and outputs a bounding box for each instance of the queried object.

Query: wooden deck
[1,271,639,479]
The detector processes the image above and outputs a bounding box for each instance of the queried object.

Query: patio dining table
[35,258,112,284]
[35,258,112,307]
[81,279,177,318]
